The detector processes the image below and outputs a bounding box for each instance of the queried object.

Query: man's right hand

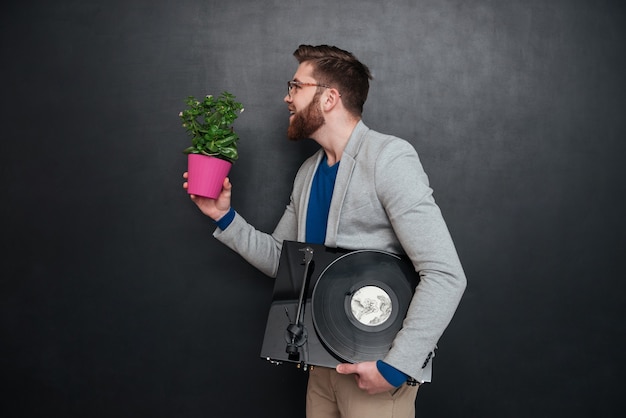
[182,172,232,221]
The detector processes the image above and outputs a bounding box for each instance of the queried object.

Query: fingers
[338,362,393,395]
[223,177,232,190]
[182,172,189,191]
[182,174,231,205]
[336,363,359,375]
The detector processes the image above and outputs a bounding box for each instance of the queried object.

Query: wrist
[212,208,231,222]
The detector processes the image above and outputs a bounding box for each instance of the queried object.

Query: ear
[321,88,341,112]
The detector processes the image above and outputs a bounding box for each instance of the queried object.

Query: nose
[284,93,292,103]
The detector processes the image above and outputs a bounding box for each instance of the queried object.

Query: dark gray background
[1,0,624,416]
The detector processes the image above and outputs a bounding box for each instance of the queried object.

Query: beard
[287,92,325,141]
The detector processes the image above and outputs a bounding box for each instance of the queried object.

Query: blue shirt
[305,155,339,244]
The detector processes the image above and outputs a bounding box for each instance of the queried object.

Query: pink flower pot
[186,154,232,199]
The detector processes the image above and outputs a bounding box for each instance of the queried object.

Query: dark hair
[293,44,373,116]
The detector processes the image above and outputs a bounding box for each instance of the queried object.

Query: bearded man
[183,44,466,418]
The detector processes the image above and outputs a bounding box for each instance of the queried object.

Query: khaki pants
[306,366,419,418]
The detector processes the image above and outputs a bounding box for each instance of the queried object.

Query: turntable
[260,241,421,371]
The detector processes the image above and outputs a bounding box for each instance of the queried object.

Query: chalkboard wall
[1,0,624,416]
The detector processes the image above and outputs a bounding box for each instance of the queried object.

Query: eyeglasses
[287,80,333,98]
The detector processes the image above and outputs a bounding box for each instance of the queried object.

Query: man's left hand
[336,361,394,395]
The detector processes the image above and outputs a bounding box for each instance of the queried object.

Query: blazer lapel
[325,121,369,248]
[297,150,324,242]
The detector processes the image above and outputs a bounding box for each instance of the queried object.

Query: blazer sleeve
[212,201,297,278]
[211,154,319,277]
[376,139,467,382]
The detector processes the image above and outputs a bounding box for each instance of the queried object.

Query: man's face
[285,62,326,141]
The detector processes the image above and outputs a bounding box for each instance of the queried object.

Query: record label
[350,285,392,326]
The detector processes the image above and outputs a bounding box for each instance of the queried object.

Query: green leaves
[179,91,244,163]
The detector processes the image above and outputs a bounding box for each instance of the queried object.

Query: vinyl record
[311,250,418,363]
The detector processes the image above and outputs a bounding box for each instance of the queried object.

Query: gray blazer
[214,121,466,382]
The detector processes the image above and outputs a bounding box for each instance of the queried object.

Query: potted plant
[180,91,244,198]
